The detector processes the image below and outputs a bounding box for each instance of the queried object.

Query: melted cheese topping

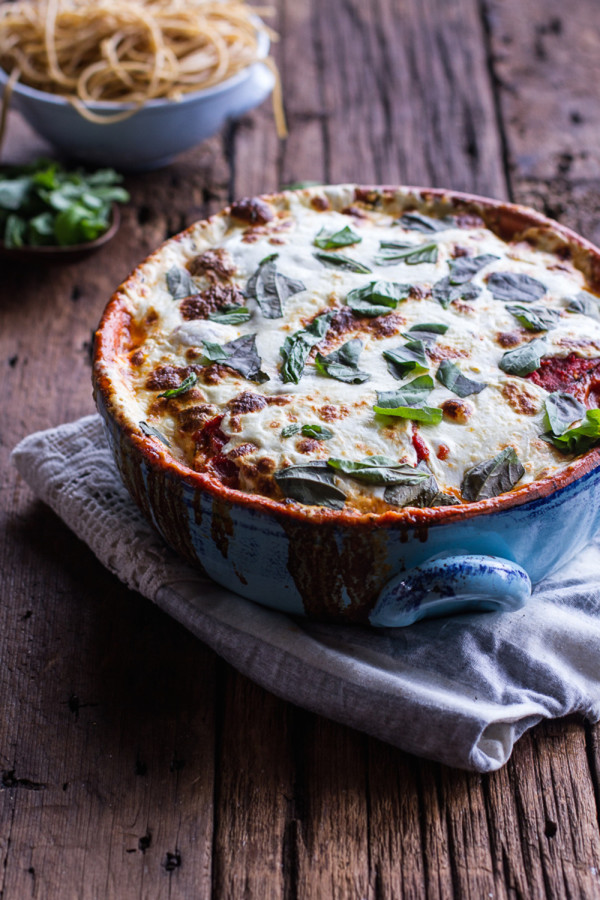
[104,185,600,513]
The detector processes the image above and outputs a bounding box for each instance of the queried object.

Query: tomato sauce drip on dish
[412,427,430,461]
[197,415,239,488]
[527,353,600,407]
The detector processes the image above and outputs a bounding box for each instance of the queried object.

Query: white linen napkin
[11,414,600,772]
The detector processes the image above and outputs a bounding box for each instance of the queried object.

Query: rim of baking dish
[93,184,600,529]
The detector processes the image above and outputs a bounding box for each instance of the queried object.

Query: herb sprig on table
[0,158,129,248]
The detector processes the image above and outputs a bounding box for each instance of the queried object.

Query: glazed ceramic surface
[97,390,600,626]
[93,186,600,626]
[0,31,272,170]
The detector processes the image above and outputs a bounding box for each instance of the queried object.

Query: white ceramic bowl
[0,29,273,170]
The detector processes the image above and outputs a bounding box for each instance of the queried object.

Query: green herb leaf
[375,405,442,424]
[274,462,347,509]
[0,175,31,210]
[394,212,452,233]
[208,305,252,325]
[280,311,333,383]
[447,254,498,284]
[506,304,561,332]
[315,339,370,383]
[461,447,525,501]
[566,292,600,319]
[383,341,429,380]
[544,391,587,435]
[4,214,27,248]
[139,421,171,447]
[246,257,305,318]
[405,322,449,343]
[281,423,302,438]
[313,251,372,274]
[314,225,362,249]
[375,241,438,266]
[301,424,334,440]
[346,280,411,317]
[327,456,431,486]
[375,374,435,410]
[487,272,546,303]
[498,338,547,376]
[201,334,269,383]
[541,409,600,455]
[167,265,196,300]
[432,278,481,308]
[431,492,461,507]
[384,464,440,508]
[158,373,198,398]
[436,360,486,398]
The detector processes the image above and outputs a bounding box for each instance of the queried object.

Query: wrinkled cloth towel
[11,414,600,772]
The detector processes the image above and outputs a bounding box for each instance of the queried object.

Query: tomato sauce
[527,353,600,407]
[412,428,430,461]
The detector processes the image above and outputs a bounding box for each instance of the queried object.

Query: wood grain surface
[1,1,600,897]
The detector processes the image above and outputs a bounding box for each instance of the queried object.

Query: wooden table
[2,1,600,896]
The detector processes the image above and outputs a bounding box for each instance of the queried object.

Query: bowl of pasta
[0,0,280,170]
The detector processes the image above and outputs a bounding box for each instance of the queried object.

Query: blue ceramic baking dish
[93,186,600,626]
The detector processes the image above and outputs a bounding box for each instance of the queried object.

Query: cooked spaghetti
[0,0,284,131]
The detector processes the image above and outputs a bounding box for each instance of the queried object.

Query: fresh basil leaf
[436,360,486,398]
[461,447,524,501]
[27,211,55,245]
[328,456,431,486]
[314,225,362,249]
[201,334,269,383]
[158,373,198,398]
[246,258,305,319]
[431,492,461,507]
[498,338,547,376]
[375,405,443,424]
[313,251,372,274]
[447,254,498,284]
[405,322,449,342]
[208,305,252,325]
[139,421,171,447]
[375,241,438,265]
[280,311,333,383]
[375,374,434,410]
[566,291,600,319]
[0,175,31,210]
[487,272,546,303]
[506,304,561,332]
[167,265,196,300]
[281,180,323,190]
[346,280,411,317]
[274,462,347,509]
[4,214,27,248]
[301,424,334,440]
[281,423,302,438]
[432,278,481,309]
[384,464,440,508]
[544,391,587,436]
[541,409,600,455]
[383,341,429,380]
[315,339,370,384]
[394,212,452,233]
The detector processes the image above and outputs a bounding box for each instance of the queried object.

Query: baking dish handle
[370,554,531,628]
